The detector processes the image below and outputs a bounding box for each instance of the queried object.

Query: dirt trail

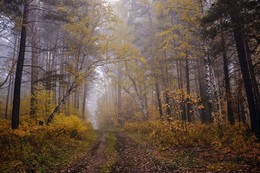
[62,131,259,173]
[111,132,175,173]
[62,131,174,173]
[62,132,107,173]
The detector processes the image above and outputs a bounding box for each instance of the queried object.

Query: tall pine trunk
[12,1,29,129]
[30,0,39,118]
[221,33,235,125]
[82,81,87,119]
[229,0,260,137]
[185,58,192,122]
[155,83,163,117]
[5,36,18,119]
[117,66,122,123]
[178,60,187,121]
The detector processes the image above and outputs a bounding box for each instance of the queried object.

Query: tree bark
[5,35,17,119]
[11,1,29,129]
[117,66,122,123]
[47,81,77,124]
[197,59,212,123]
[178,60,186,121]
[185,58,192,122]
[5,75,12,119]
[229,0,260,137]
[221,30,235,125]
[163,51,172,118]
[155,83,163,117]
[30,0,39,118]
[233,29,260,135]
[124,62,148,118]
[82,81,87,119]
[165,90,172,117]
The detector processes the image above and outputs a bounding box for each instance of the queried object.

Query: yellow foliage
[125,120,257,154]
[165,89,203,117]
[0,100,5,118]
[20,96,31,116]
[52,114,93,140]
[0,115,96,172]
[34,88,57,122]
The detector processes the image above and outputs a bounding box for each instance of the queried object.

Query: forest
[0,0,259,172]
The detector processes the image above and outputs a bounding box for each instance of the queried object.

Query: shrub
[0,115,96,172]
[125,120,257,153]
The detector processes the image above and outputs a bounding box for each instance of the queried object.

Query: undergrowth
[125,120,260,171]
[125,120,258,154]
[0,114,96,172]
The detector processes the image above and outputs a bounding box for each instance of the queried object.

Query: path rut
[111,132,174,173]
[62,131,174,173]
[62,132,107,173]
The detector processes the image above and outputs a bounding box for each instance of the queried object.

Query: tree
[221,24,235,125]
[46,0,113,124]
[11,0,29,129]
[29,0,40,118]
[202,0,260,136]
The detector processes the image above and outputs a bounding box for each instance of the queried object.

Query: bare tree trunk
[155,83,163,117]
[5,35,17,119]
[198,0,213,123]
[197,59,212,123]
[163,51,172,118]
[228,0,260,137]
[124,62,148,118]
[30,0,39,118]
[47,81,77,124]
[117,66,122,123]
[82,81,87,119]
[58,53,65,107]
[221,29,235,125]
[237,75,246,124]
[66,72,71,115]
[12,1,29,129]
[185,58,192,122]
[52,51,57,104]
[178,60,186,121]
[74,90,77,111]
[143,81,148,112]
[5,76,12,119]
[233,28,260,135]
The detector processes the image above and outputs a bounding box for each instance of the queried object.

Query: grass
[0,134,96,173]
[100,132,117,173]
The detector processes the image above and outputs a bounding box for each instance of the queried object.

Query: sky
[107,0,119,3]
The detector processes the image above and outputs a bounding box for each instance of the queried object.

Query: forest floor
[61,130,260,173]
[60,132,108,173]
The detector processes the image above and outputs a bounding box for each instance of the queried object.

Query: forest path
[62,131,259,172]
[111,132,175,173]
[62,131,174,173]
[62,131,108,173]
